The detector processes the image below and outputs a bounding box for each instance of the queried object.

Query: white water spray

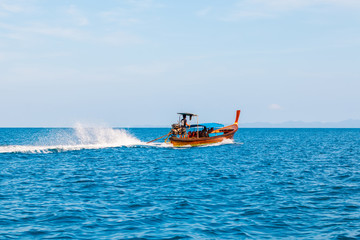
[74,123,142,146]
[0,124,144,154]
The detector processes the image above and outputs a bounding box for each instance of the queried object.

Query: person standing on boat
[180,115,190,137]
[181,115,190,128]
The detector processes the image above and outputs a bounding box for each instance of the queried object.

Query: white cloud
[101,31,143,46]
[196,7,212,17]
[0,21,144,47]
[4,23,87,41]
[126,0,153,9]
[223,11,273,21]
[0,2,25,13]
[30,26,86,40]
[0,51,26,62]
[222,0,360,21]
[118,63,170,75]
[249,0,360,9]
[98,0,163,25]
[67,5,89,26]
[99,8,142,25]
[314,0,360,6]
[0,1,35,17]
[269,103,282,110]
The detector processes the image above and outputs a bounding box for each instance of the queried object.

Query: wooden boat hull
[169,123,238,147]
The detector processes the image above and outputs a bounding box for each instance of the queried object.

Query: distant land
[239,119,360,128]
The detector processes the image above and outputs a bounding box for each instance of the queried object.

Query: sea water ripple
[0,128,360,239]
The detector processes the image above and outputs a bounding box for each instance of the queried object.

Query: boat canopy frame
[177,113,198,117]
[176,114,224,139]
[177,112,199,138]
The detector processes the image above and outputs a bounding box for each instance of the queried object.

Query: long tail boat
[164,110,240,147]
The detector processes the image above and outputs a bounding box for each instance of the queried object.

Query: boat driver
[181,115,190,128]
[180,115,190,137]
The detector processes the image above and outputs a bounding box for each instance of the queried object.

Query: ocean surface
[0,127,359,239]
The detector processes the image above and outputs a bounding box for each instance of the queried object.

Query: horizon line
[1,119,360,128]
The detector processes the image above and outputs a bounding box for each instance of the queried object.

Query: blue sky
[1,0,359,127]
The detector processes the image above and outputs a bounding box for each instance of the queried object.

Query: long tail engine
[170,123,185,136]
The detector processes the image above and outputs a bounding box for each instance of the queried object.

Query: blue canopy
[189,123,224,129]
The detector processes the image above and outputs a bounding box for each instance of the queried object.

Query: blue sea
[1,127,359,239]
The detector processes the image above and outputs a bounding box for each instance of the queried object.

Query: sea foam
[0,124,144,154]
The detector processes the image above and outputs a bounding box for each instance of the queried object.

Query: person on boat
[200,128,204,138]
[180,115,190,128]
[180,115,190,138]
[188,131,194,138]
[204,127,209,138]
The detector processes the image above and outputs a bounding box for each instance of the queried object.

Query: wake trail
[0,124,145,154]
[0,125,238,153]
